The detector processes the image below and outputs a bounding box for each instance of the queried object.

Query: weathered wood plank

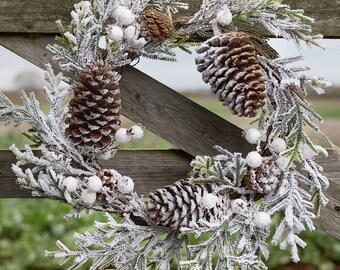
[0,0,339,37]
[0,149,339,239]
[0,150,192,198]
[0,33,252,157]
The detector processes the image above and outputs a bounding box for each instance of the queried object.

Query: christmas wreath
[0,0,339,269]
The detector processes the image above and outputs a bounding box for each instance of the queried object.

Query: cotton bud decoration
[270,138,287,154]
[112,5,135,26]
[117,176,134,194]
[246,151,263,168]
[230,198,247,214]
[201,193,219,209]
[216,5,233,26]
[253,212,271,228]
[107,25,124,42]
[115,128,131,144]
[87,175,103,192]
[81,189,97,205]
[244,128,261,144]
[129,125,144,140]
[300,144,317,160]
[63,176,78,193]
[276,156,290,171]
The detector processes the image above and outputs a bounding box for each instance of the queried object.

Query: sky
[0,39,339,92]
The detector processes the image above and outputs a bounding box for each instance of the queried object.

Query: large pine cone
[196,32,266,117]
[146,179,229,230]
[65,64,121,150]
[139,8,173,42]
[244,160,280,195]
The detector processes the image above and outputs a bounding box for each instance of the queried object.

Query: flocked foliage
[0,0,338,269]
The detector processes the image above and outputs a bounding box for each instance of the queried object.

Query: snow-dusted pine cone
[96,169,134,203]
[245,160,280,194]
[146,179,229,230]
[65,64,121,150]
[139,7,173,42]
[195,32,266,117]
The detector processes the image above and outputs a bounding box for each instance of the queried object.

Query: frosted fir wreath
[0,0,339,269]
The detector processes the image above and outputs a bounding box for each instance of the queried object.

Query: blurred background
[0,39,339,269]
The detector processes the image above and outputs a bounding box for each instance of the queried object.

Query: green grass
[0,94,339,269]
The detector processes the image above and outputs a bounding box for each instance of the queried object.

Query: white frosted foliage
[245,151,263,168]
[81,189,97,205]
[230,199,247,214]
[270,138,287,153]
[201,193,219,209]
[253,212,271,228]
[216,5,233,26]
[244,128,261,144]
[130,125,144,140]
[300,144,317,160]
[112,5,135,25]
[115,128,131,144]
[63,176,78,193]
[87,175,103,192]
[97,149,116,160]
[276,156,290,171]
[117,176,134,194]
[107,25,124,41]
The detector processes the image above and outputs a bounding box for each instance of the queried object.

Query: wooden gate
[0,0,339,240]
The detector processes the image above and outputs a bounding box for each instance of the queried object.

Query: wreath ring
[1,0,338,269]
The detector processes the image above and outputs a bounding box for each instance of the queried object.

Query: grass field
[0,92,339,269]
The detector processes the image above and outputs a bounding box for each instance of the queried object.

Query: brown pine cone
[139,7,173,42]
[65,64,121,150]
[244,160,280,195]
[196,31,266,117]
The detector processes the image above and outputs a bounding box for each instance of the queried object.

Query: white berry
[230,199,247,214]
[63,176,78,193]
[115,128,131,144]
[244,128,261,144]
[81,189,97,205]
[270,138,287,154]
[124,25,136,40]
[245,151,263,168]
[107,25,124,42]
[87,175,103,192]
[117,176,134,194]
[216,6,233,26]
[201,193,219,209]
[112,6,135,25]
[253,212,271,228]
[276,156,290,171]
[130,125,144,140]
[300,144,317,160]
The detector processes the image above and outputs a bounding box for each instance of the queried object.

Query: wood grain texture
[0,0,339,37]
[0,149,339,239]
[0,33,252,157]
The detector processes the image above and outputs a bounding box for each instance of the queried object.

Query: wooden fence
[0,0,339,240]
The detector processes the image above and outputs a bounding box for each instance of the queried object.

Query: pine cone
[146,179,229,230]
[244,160,280,194]
[195,32,266,117]
[65,64,121,150]
[140,8,173,42]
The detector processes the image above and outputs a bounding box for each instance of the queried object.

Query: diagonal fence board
[0,149,339,239]
[0,0,339,37]
[0,33,252,157]
[0,150,192,198]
